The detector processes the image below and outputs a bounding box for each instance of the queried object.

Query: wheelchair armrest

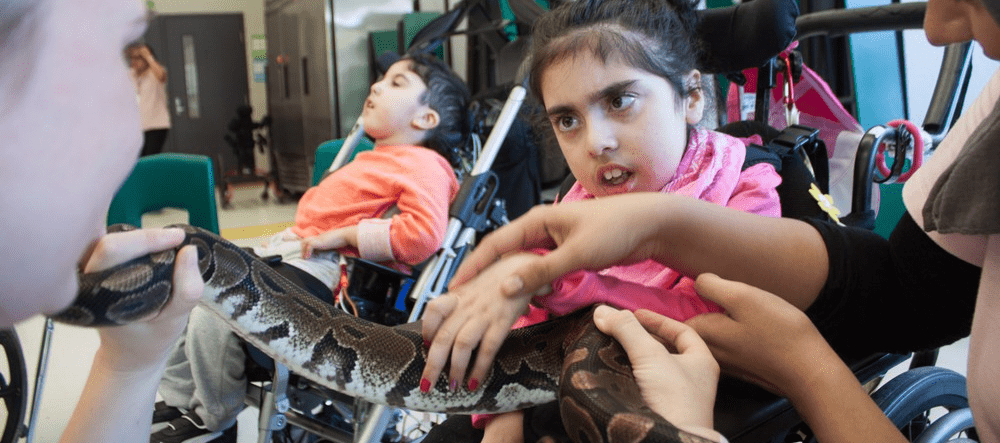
[348,257,414,282]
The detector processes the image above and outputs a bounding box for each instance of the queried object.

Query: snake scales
[53,224,710,443]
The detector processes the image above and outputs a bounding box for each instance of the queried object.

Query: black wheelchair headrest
[696,0,800,73]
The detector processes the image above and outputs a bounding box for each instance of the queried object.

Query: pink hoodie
[472,127,782,429]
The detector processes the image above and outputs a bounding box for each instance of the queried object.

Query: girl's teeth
[602,169,629,185]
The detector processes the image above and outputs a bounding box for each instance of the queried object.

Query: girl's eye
[609,94,636,111]
[554,115,579,132]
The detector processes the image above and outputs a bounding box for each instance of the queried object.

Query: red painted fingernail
[468,378,479,391]
[449,379,458,391]
[423,339,431,349]
[420,378,431,393]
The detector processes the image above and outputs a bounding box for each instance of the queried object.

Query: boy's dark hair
[527,0,702,107]
[405,53,471,166]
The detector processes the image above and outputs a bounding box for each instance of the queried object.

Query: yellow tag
[809,183,843,225]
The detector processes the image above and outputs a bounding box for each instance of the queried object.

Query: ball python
[53,224,712,443]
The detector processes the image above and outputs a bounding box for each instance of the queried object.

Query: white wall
[151,0,268,121]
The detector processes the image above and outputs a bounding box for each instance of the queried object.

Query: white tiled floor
[7,184,973,443]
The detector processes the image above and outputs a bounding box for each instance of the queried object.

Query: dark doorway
[144,14,250,180]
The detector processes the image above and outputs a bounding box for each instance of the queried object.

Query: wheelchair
[0,2,979,443]
[239,2,979,443]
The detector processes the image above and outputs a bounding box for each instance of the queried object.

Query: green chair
[312,138,375,186]
[107,153,220,234]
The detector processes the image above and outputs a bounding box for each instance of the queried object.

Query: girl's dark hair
[405,53,471,167]
[528,0,702,107]
[125,42,157,60]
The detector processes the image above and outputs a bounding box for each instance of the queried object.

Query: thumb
[693,273,773,322]
[155,245,204,321]
[593,305,667,361]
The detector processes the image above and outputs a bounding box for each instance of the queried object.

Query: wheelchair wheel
[0,329,27,443]
[871,367,972,441]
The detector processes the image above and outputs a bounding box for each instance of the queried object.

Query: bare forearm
[787,362,907,443]
[646,194,829,310]
[59,348,163,443]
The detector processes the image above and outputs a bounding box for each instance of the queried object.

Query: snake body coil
[54,224,707,443]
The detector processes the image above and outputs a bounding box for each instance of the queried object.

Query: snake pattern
[53,224,711,443]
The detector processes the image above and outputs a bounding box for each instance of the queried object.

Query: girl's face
[362,60,438,146]
[540,51,703,197]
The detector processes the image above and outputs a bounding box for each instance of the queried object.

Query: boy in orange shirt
[152,53,470,443]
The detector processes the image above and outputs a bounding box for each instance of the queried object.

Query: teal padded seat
[107,153,220,234]
[312,138,375,186]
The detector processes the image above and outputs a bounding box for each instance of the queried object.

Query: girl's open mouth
[601,167,632,186]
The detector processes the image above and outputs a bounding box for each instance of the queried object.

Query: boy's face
[540,51,703,197]
[362,60,437,144]
[925,0,1000,60]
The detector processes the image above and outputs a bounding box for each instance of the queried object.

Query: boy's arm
[376,157,456,265]
[301,225,359,259]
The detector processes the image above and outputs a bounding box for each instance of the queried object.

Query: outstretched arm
[59,228,203,443]
[450,192,829,311]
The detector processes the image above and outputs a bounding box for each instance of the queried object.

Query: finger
[466,323,509,391]
[86,228,186,273]
[693,273,781,322]
[156,245,204,319]
[593,306,670,360]
[447,318,489,391]
[495,243,586,300]
[633,309,712,358]
[450,234,515,287]
[301,240,313,260]
[450,209,557,286]
[421,316,463,393]
[684,312,746,361]
[420,294,457,346]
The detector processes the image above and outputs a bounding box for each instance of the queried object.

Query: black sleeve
[803,212,980,359]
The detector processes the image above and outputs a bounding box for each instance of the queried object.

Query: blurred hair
[0,0,34,43]
[0,0,41,111]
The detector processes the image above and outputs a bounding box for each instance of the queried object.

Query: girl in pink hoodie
[418,0,781,441]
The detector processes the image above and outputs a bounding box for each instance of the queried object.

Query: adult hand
[450,194,672,300]
[593,305,719,439]
[685,273,841,398]
[82,228,203,371]
[301,225,358,259]
[420,252,539,393]
[686,278,910,443]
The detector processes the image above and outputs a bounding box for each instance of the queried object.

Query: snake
[53,224,711,443]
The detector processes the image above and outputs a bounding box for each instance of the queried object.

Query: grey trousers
[159,305,246,431]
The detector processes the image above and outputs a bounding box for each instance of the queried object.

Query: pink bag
[726,44,877,215]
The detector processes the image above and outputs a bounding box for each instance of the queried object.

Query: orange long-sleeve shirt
[290,144,459,266]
